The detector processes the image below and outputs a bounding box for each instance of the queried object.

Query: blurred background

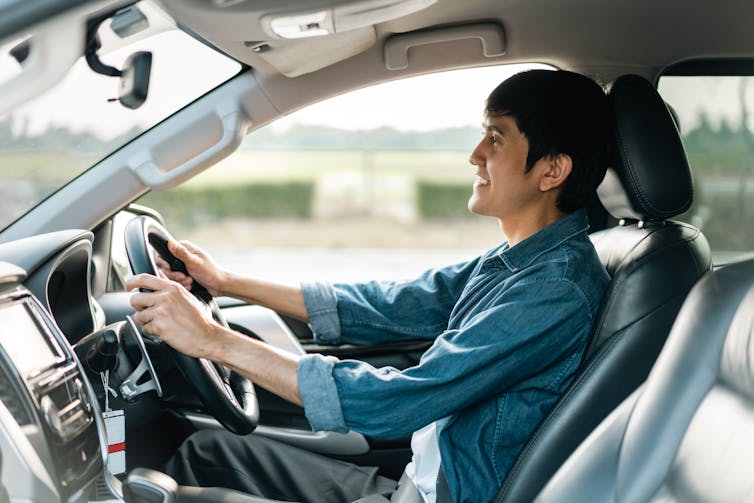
[2,29,753,283]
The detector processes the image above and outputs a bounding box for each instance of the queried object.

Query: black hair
[485,69,613,213]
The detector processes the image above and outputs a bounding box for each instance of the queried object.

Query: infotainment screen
[0,301,61,376]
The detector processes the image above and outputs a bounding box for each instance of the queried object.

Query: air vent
[0,364,33,426]
[91,473,116,500]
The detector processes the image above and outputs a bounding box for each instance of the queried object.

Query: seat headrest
[600,74,693,221]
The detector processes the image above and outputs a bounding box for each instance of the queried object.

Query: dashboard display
[0,301,61,376]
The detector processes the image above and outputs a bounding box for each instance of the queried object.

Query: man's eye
[488,135,499,145]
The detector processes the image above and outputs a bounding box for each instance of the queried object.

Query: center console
[0,263,111,502]
[0,262,270,503]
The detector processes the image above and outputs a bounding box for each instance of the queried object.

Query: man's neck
[500,207,568,247]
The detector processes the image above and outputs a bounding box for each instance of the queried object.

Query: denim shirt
[297,209,609,503]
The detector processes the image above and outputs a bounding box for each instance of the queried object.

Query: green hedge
[140,181,314,225]
[416,181,472,219]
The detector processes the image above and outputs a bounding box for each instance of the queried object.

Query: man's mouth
[474,175,490,186]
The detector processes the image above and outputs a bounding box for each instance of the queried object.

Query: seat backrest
[537,257,754,502]
[495,74,711,502]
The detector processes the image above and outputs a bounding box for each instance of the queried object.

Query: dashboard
[0,230,104,345]
[0,224,368,502]
[0,261,114,502]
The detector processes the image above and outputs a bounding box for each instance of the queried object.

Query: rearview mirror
[119,51,151,109]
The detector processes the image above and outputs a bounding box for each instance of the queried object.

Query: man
[127,69,613,503]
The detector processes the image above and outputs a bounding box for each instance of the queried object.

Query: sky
[271,63,551,133]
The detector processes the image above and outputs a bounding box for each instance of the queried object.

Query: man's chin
[468,198,490,217]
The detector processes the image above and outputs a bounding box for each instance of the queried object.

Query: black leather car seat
[495,74,712,502]
[537,257,754,502]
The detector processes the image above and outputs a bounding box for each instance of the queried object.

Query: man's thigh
[164,429,397,503]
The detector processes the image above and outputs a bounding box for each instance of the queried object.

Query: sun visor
[253,27,376,77]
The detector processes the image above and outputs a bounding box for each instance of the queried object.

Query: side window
[658,75,754,264]
[135,63,551,283]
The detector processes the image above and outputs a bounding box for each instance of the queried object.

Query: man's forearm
[221,274,309,322]
[210,324,303,406]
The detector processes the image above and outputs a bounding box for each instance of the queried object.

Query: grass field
[0,151,97,180]
[184,149,473,186]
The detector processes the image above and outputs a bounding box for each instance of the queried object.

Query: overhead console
[159,0,439,77]
[0,262,112,502]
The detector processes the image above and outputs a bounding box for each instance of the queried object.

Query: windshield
[131,63,552,284]
[0,1,241,231]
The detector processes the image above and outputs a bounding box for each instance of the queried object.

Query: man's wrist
[214,269,237,298]
[205,323,237,363]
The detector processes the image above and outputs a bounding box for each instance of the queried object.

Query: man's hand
[126,273,304,406]
[127,273,220,359]
[155,239,227,297]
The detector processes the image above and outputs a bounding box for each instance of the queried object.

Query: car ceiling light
[264,0,437,40]
[269,11,333,39]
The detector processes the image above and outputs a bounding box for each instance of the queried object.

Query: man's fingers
[126,273,173,292]
[168,239,194,262]
[129,290,160,310]
[178,240,210,263]
[168,273,193,292]
[178,240,202,254]
[131,306,152,325]
[155,254,184,280]
[131,307,165,338]
[163,269,189,282]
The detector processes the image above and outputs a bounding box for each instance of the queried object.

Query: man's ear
[539,154,573,192]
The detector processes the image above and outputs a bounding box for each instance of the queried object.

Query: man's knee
[179,429,226,452]
[176,429,240,462]
[178,429,281,465]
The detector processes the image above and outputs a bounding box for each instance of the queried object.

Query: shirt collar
[498,208,590,272]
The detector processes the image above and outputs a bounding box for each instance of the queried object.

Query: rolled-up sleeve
[297,353,348,432]
[302,279,593,439]
[332,258,483,345]
[301,281,341,344]
[301,257,483,346]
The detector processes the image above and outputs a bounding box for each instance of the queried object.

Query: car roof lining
[154,0,754,119]
[160,0,754,80]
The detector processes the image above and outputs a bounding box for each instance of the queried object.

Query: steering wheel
[124,215,258,435]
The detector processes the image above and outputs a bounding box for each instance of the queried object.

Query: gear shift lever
[123,468,177,503]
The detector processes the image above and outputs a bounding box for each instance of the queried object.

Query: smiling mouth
[474,175,490,186]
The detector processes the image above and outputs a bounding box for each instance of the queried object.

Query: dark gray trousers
[164,430,398,503]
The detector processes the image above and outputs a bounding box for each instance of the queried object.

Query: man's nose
[469,141,484,167]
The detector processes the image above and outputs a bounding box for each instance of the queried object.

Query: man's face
[468,114,547,221]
